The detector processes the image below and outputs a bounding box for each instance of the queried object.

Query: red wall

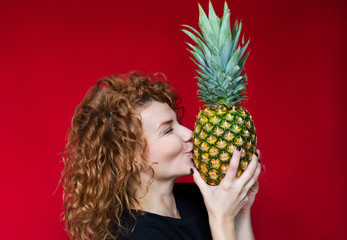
[1,0,346,239]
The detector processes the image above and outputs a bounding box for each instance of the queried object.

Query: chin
[175,167,193,178]
[183,163,194,175]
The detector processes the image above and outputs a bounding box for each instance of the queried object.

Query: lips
[185,143,193,154]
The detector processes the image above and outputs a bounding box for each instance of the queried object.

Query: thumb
[191,167,208,192]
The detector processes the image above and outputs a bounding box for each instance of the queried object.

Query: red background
[1,0,346,239]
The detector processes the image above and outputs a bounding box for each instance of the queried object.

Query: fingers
[255,149,261,162]
[239,152,259,183]
[244,162,261,190]
[222,146,242,183]
[191,167,209,192]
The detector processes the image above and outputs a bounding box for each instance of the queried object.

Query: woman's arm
[234,180,258,240]
[192,147,261,240]
[235,149,261,240]
[235,211,254,240]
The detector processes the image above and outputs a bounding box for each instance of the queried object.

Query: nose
[180,125,193,142]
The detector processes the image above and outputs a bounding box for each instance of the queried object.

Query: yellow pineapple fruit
[182,1,256,185]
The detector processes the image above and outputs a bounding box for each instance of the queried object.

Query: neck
[131,177,180,219]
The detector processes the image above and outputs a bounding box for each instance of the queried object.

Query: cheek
[146,136,183,162]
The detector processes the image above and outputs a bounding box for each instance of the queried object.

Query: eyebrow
[157,119,173,131]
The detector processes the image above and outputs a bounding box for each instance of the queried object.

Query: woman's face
[139,101,194,180]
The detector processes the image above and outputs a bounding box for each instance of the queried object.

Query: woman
[61,71,261,240]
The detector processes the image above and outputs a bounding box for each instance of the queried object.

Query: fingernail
[255,152,261,163]
[236,146,241,151]
[190,168,194,174]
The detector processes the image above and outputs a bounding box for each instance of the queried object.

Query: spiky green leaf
[227,65,241,78]
[218,4,231,50]
[182,29,213,66]
[188,51,210,72]
[196,70,213,81]
[225,46,241,73]
[239,51,250,69]
[232,76,244,84]
[185,42,210,70]
[208,1,221,42]
[181,25,204,40]
[190,58,214,78]
[233,82,247,94]
[198,4,218,45]
[231,21,242,54]
[220,33,232,69]
[231,19,238,41]
[182,1,251,106]
[239,38,250,60]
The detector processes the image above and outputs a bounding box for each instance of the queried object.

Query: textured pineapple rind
[193,105,256,186]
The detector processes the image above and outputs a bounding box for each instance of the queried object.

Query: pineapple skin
[193,105,256,185]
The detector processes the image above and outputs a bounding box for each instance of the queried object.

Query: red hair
[61,71,181,240]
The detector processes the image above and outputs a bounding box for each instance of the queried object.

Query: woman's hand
[192,147,261,240]
[192,147,261,221]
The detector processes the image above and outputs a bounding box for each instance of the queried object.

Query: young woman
[61,71,261,240]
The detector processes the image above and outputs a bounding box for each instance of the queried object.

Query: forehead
[139,101,176,129]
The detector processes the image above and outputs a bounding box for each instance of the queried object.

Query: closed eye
[164,127,174,135]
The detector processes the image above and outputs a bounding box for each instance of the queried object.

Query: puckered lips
[185,144,193,157]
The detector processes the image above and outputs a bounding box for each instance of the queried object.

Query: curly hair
[60,71,181,240]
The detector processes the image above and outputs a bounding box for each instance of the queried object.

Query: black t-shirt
[118,183,212,240]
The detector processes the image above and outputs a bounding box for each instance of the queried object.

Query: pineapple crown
[182,1,250,107]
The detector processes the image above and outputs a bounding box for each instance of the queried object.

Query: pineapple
[182,1,256,185]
